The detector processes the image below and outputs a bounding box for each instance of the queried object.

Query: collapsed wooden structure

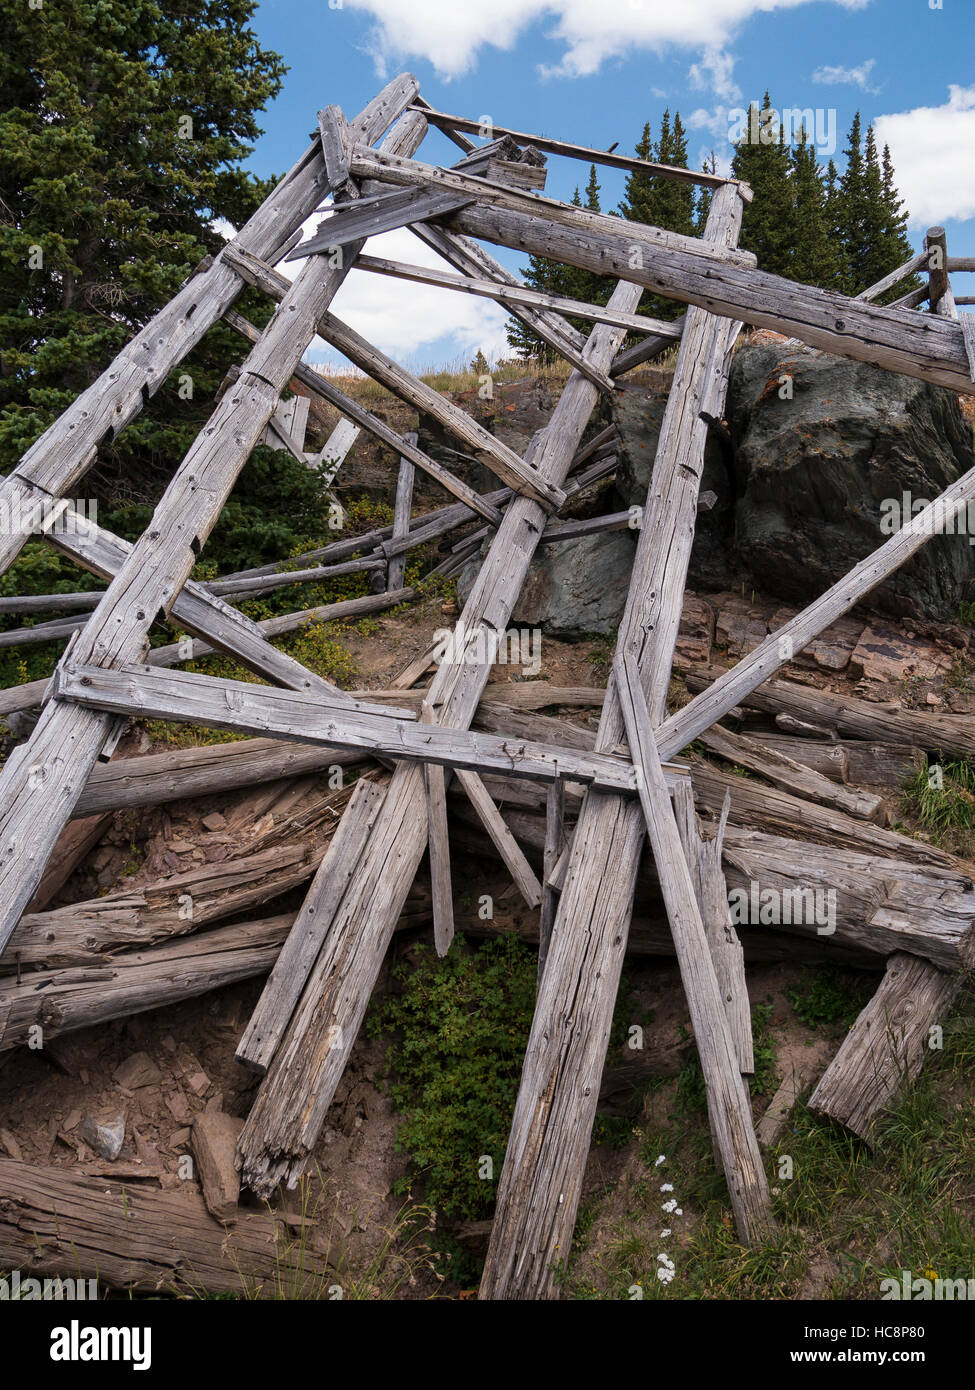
[2,72,975,1298]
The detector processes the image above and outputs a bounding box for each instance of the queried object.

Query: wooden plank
[455,768,542,909]
[354,252,682,342]
[222,297,504,524]
[312,416,360,483]
[855,251,930,302]
[425,754,454,956]
[0,74,420,578]
[888,285,929,311]
[697,724,886,822]
[0,108,430,958]
[926,226,951,315]
[350,145,756,269]
[437,199,975,396]
[615,651,772,1240]
[53,660,647,796]
[291,186,474,255]
[0,915,293,1053]
[235,279,644,1201]
[656,443,975,759]
[405,103,738,192]
[318,103,351,193]
[387,434,416,591]
[538,777,564,981]
[808,952,961,1140]
[673,781,753,1073]
[0,1153,331,1296]
[236,779,387,1075]
[676,663,975,763]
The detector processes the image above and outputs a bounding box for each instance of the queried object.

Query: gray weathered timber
[387,435,417,591]
[455,768,542,909]
[0,74,419,577]
[745,736,924,788]
[808,953,962,1139]
[480,186,752,1298]
[0,1155,332,1296]
[0,109,430,958]
[538,777,564,982]
[615,652,772,1239]
[222,296,504,524]
[437,200,975,396]
[855,252,930,302]
[0,915,293,1054]
[53,661,645,796]
[354,252,682,342]
[676,665,975,762]
[405,104,737,191]
[0,592,103,615]
[425,755,454,956]
[73,739,368,819]
[351,145,757,270]
[290,185,473,255]
[610,315,687,376]
[235,281,643,1200]
[926,227,950,315]
[207,556,386,600]
[235,779,387,1075]
[318,104,352,194]
[313,416,360,483]
[673,782,752,1073]
[697,724,886,822]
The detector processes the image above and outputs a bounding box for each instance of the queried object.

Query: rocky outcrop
[726,342,975,621]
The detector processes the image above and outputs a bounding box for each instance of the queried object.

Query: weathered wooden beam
[676,663,975,763]
[0,109,430,958]
[291,185,474,256]
[435,199,975,395]
[455,768,542,910]
[235,280,644,1201]
[808,952,962,1140]
[235,779,387,1076]
[657,449,975,761]
[855,251,930,303]
[616,651,773,1238]
[697,724,886,822]
[0,74,419,578]
[425,755,454,956]
[673,782,752,1073]
[610,316,687,376]
[0,914,293,1053]
[387,433,416,592]
[926,227,951,316]
[404,103,740,192]
[353,251,683,343]
[538,776,564,981]
[0,1155,332,1296]
[481,185,754,1297]
[53,660,648,796]
[312,415,360,484]
[350,145,756,270]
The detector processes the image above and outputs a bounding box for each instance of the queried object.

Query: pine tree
[732,93,796,278]
[834,112,870,294]
[790,131,838,289]
[618,110,696,320]
[0,0,327,572]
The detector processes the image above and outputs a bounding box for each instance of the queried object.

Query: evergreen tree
[790,130,838,289]
[731,93,796,278]
[0,0,329,572]
[618,109,696,321]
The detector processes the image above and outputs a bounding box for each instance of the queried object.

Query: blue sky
[244,0,975,370]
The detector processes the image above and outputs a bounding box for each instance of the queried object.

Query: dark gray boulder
[457,529,636,638]
[726,342,975,621]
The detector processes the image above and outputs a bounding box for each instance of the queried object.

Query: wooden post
[539,778,564,982]
[388,434,416,591]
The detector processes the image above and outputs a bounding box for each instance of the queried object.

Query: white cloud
[812,58,878,93]
[343,0,871,81]
[284,218,510,369]
[689,47,741,104]
[874,85,975,228]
